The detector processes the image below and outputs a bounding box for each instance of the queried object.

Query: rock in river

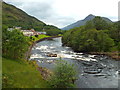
[47,53,57,57]
[82,61,93,66]
[84,69,102,74]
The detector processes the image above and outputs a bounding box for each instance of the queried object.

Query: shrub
[35,35,38,38]
[48,60,77,88]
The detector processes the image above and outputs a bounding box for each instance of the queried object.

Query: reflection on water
[30,37,119,88]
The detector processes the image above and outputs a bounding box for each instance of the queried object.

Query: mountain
[62,14,112,30]
[2,2,59,31]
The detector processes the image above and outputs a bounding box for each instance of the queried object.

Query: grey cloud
[17,2,75,28]
[108,16,117,19]
[43,16,75,28]
[21,2,54,19]
[108,16,118,21]
[4,0,24,7]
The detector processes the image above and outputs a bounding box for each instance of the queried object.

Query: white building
[7,26,46,36]
[14,27,21,30]
[7,28,14,31]
[21,30,34,36]
[7,26,22,31]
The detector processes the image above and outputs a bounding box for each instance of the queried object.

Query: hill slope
[2,2,59,31]
[62,14,112,30]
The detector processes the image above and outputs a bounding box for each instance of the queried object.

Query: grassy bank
[2,57,49,88]
[2,34,52,88]
[30,34,50,42]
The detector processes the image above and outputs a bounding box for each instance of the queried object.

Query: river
[29,37,119,88]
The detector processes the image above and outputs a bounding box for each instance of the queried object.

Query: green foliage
[118,42,120,52]
[93,16,110,30]
[109,21,120,42]
[62,17,120,52]
[46,29,63,36]
[62,24,115,52]
[48,60,77,88]
[107,21,120,51]
[30,34,50,42]
[30,36,33,40]
[35,35,38,38]
[85,16,110,30]
[2,29,30,59]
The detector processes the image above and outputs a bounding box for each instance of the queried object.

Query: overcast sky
[4,0,119,28]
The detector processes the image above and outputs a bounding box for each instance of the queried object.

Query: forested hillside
[62,16,120,53]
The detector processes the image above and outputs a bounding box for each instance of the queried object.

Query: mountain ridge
[62,14,112,30]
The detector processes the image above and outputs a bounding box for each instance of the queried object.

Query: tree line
[62,16,120,52]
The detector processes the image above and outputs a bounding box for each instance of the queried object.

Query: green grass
[2,57,49,88]
[31,34,50,41]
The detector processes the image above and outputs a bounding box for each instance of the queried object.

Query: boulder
[84,69,102,74]
[94,74,107,77]
[82,62,93,66]
[47,53,57,57]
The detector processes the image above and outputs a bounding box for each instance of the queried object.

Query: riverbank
[88,52,120,60]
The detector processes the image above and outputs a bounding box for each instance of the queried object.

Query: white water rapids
[29,37,119,88]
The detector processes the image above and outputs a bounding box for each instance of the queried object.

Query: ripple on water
[36,46,48,50]
[30,54,45,60]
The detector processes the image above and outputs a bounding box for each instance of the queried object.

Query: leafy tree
[92,16,110,30]
[97,31,114,51]
[109,21,120,42]
[85,20,94,29]
[46,29,62,36]
[30,36,33,40]
[2,29,30,59]
[49,60,77,88]
[117,42,120,52]
[85,16,110,30]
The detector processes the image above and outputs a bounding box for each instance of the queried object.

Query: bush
[35,35,38,38]
[48,60,77,88]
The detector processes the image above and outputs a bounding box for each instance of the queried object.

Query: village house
[21,29,46,36]
[7,26,46,36]
[7,26,22,31]
[21,30,34,36]
[7,28,14,31]
[14,26,22,30]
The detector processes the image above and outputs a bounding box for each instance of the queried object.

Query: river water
[30,37,119,88]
